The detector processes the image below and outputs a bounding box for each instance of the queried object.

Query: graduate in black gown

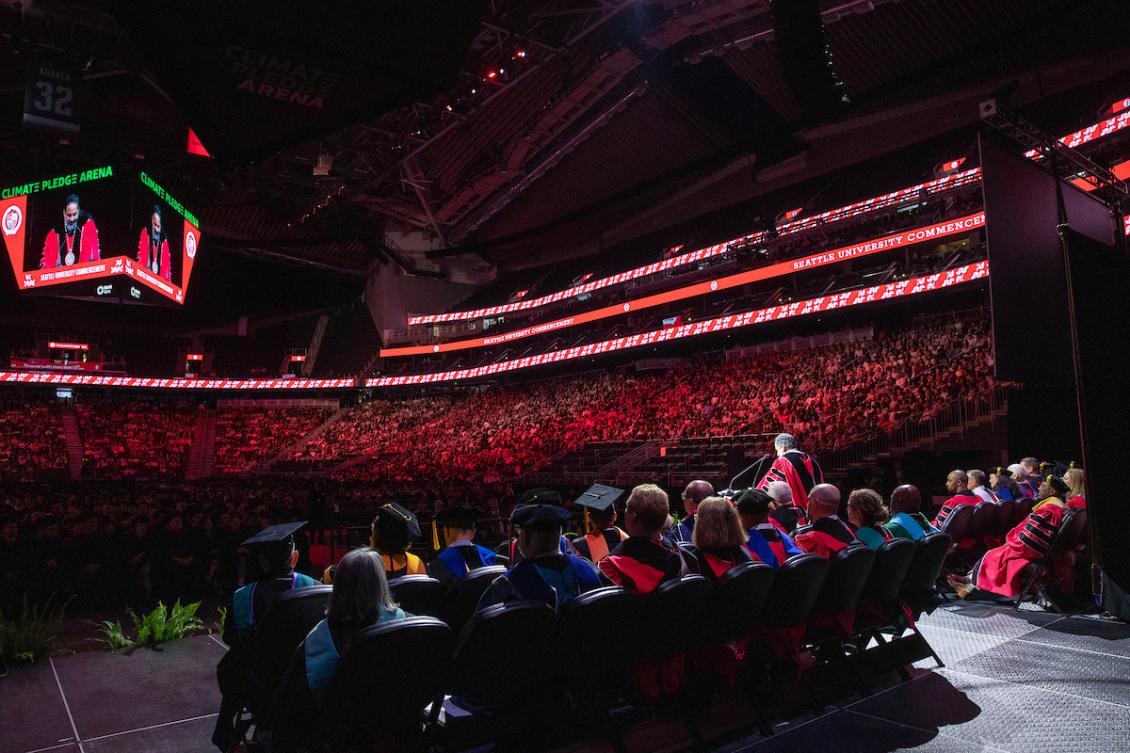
[213,522,318,752]
[426,506,497,588]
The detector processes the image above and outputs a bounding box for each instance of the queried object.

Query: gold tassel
[431,519,440,551]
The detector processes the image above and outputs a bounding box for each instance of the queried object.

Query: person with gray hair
[755,432,824,511]
[270,548,405,751]
[765,480,806,534]
[967,469,999,504]
[792,484,858,558]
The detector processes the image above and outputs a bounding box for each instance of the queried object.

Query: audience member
[846,489,893,549]
[884,485,937,541]
[684,497,753,579]
[967,470,998,504]
[598,484,686,592]
[756,433,824,510]
[427,507,497,589]
[735,488,801,568]
[672,479,713,543]
[1063,467,1086,509]
[765,480,806,534]
[793,484,858,557]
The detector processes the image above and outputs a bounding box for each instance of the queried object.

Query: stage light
[486,70,497,79]
[445,104,453,112]
[515,49,526,58]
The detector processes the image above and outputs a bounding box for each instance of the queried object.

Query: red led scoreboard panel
[1,166,202,304]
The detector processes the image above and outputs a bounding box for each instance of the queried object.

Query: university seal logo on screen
[186,231,198,259]
[2,204,22,236]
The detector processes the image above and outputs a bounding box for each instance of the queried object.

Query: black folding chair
[852,538,916,683]
[939,503,975,551]
[389,574,444,617]
[894,532,952,669]
[442,601,557,752]
[805,546,875,703]
[320,616,453,753]
[969,502,999,551]
[758,553,829,629]
[704,562,775,737]
[637,576,714,753]
[1011,497,1034,528]
[439,565,506,633]
[994,500,1017,538]
[553,587,644,753]
[245,585,332,719]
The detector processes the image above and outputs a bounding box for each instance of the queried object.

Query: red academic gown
[137,228,173,281]
[757,450,823,510]
[971,498,1066,598]
[793,516,858,559]
[41,219,100,268]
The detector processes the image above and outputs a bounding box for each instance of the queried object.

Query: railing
[821,384,1009,473]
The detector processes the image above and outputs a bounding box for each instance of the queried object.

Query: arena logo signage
[1,165,114,200]
[382,212,986,357]
[226,46,341,110]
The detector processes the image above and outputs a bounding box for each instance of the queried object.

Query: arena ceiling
[1,0,1128,277]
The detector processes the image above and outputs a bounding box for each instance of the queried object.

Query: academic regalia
[269,607,405,753]
[478,554,603,611]
[507,534,576,564]
[41,217,99,268]
[137,227,172,281]
[573,526,628,562]
[793,516,858,559]
[213,522,317,753]
[855,524,894,550]
[744,523,802,568]
[1019,478,1039,499]
[756,450,824,510]
[1067,495,1086,510]
[673,513,696,544]
[970,497,1067,598]
[428,542,497,588]
[769,504,807,534]
[598,537,684,594]
[972,486,1000,504]
[883,512,937,541]
[684,544,752,580]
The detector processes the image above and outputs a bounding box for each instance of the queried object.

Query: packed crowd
[77,400,198,479]
[302,319,992,487]
[213,407,335,474]
[0,398,68,481]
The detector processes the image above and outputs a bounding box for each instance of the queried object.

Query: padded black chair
[893,532,952,669]
[758,553,829,628]
[320,616,452,753]
[706,561,775,642]
[969,502,999,549]
[439,565,506,633]
[638,576,714,753]
[939,503,975,549]
[994,500,1017,537]
[245,585,332,718]
[389,574,444,618]
[443,601,558,751]
[553,587,644,752]
[806,546,875,701]
[852,538,916,685]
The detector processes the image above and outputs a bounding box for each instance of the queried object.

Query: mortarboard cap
[374,503,422,541]
[514,487,563,508]
[734,488,773,516]
[1044,475,1070,497]
[993,466,1012,478]
[434,506,482,530]
[241,520,307,547]
[574,484,624,514]
[511,504,572,531]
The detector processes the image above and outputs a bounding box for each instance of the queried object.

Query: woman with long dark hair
[270,548,405,752]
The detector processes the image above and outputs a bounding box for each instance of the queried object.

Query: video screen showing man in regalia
[40,193,100,268]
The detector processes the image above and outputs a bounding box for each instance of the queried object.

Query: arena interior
[1,2,1130,753]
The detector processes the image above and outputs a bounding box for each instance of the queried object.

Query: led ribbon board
[381,212,986,357]
[407,169,982,325]
[0,262,988,390]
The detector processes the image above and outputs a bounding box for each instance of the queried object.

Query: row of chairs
[937,499,1088,608]
[246,532,952,752]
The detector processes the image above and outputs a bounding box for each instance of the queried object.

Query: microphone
[720,454,772,498]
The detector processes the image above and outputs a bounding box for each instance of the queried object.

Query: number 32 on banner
[24,60,80,133]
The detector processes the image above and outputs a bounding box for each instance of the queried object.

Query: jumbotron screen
[0,165,202,304]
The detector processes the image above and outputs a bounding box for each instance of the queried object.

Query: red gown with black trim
[41,219,100,268]
[137,228,172,281]
[757,450,823,510]
[971,498,1066,598]
[793,516,858,559]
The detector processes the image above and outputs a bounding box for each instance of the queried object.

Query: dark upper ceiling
[1,0,1128,276]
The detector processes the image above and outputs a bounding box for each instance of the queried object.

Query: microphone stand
[720,454,772,497]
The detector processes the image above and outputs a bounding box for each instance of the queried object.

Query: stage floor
[2,604,1127,753]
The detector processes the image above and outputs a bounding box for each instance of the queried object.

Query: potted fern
[0,595,72,664]
[94,600,206,651]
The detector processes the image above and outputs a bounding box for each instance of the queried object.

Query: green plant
[208,605,227,636]
[0,594,71,663]
[126,600,205,649]
[92,618,135,651]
